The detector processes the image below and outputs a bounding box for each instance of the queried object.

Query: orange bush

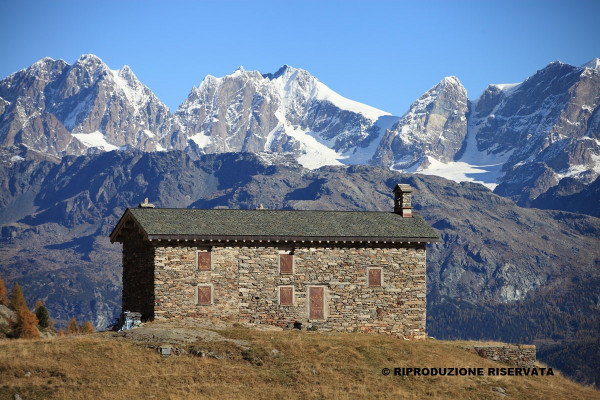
[15,306,40,339]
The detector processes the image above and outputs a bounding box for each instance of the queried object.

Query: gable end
[110,209,149,243]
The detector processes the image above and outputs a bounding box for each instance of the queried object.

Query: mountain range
[1,55,599,210]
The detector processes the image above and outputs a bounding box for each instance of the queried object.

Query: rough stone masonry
[110,185,438,339]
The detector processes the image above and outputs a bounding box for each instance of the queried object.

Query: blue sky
[1,0,599,115]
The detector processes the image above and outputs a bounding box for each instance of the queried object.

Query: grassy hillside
[1,325,598,400]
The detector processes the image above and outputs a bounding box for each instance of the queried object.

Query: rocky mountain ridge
[2,55,599,211]
[172,64,391,168]
[372,76,468,169]
[472,60,600,204]
[0,55,171,156]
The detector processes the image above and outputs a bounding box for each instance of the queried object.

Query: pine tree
[66,317,79,335]
[15,306,40,339]
[57,328,65,337]
[35,300,50,329]
[9,282,28,311]
[80,321,95,334]
[0,275,7,305]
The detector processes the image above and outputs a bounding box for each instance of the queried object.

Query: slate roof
[110,208,439,244]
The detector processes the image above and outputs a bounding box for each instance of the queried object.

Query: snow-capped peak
[110,68,146,107]
[263,64,295,80]
[231,66,246,77]
[32,57,56,67]
[582,58,600,71]
[77,53,103,62]
[71,54,111,82]
[119,65,134,75]
[75,54,105,68]
[4,57,67,82]
[192,64,389,121]
[198,74,222,87]
[441,76,462,87]
[411,76,467,108]
[313,81,390,120]
[491,82,521,92]
[265,65,389,121]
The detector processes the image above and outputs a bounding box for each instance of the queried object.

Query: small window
[368,268,382,287]
[279,286,294,306]
[197,285,212,305]
[197,250,212,271]
[279,253,293,274]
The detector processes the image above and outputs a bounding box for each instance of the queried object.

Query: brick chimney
[393,184,413,218]
[138,198,155,208]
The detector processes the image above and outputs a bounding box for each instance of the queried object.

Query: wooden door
[309,287,324,320]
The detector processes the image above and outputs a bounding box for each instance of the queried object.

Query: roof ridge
[129,208,406,214]
[110,207,438,244]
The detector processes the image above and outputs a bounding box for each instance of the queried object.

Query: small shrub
[35,300,50,329]
[0,275,7,305]
[81,321,95,334]
[241,348,264,366]
[66,317,79,335]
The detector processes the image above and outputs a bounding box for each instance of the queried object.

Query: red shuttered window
[197,251,211,271]
[279,253,293,274]
[197,285,212,305]
[279,286,293,306]
[368,268,382,287]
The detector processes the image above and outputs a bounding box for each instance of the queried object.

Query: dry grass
[1,328,599,400]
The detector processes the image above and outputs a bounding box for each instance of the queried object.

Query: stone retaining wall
[464,345,536,368]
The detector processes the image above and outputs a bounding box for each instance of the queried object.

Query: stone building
[110,184,438,339]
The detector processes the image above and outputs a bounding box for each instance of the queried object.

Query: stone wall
[464,345,537,368]
[122,234,155,320]
[148,241,427,339]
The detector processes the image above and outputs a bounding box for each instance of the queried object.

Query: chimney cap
[138,198,155,208]
[393,183,413,193]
